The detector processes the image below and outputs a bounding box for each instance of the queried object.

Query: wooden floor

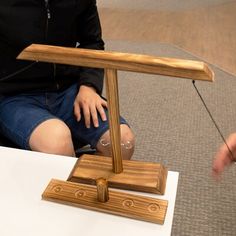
[98,1,236,75]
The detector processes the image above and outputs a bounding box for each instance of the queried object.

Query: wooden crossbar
[17,44,214,81]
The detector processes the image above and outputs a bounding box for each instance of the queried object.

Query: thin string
[192,80,235,162]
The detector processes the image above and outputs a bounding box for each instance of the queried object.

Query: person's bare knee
[120,124,135,160]
[96,124,135,160]
[29,119,75,156]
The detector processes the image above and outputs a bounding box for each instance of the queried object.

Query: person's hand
[74,85,107,128]
[212,133,236,180]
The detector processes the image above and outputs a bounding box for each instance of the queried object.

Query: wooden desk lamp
[17,44,214,224]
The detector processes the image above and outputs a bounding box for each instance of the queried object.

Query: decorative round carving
[75,189,86,198]
[148,203,160,213]
[52,185,62,193]
[122,199,134,208]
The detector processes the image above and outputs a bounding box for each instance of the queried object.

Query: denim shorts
[0,84,128,150]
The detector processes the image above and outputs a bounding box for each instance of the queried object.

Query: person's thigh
[0,95,57,149]
[66,108,129,149]
[0,84,130,151]
[56,84,130,149]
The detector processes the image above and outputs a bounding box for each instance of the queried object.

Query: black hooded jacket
[0,0,104,95]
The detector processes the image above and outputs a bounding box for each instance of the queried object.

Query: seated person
[0,0,135,159]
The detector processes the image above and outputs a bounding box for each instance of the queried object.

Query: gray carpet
[105,41,236,236]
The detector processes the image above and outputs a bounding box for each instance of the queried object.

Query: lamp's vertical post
[105,68,123,174]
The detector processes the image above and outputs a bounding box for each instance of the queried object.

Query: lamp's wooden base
[42,179,168,224]
[68,154,167,195]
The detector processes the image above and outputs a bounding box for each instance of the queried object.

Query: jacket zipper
[44,0,51,39]
[44,0,59,89]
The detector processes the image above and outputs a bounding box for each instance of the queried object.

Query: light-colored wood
[105,69,123,173]
[18,43,170,196]
[96,178,109,202]
[42,179,168,224]
[17,44,214,81]
[68,154,168,195]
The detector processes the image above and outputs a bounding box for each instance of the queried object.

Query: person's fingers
[90,104,99,128]
[101,99,108,108]
[82,105,91,128]
[212,144,233,179]
[96,103,107,122]
[74,90,108,128]
[90,98,107,127]
[74,102,81,122]
[212,157,225,177]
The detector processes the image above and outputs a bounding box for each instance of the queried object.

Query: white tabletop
[0,146,179,236]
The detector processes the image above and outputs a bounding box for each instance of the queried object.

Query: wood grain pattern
[17,44,214,81]
[105,69,123,173]
[42,179,168,224]
[18,43,170,196]
[96,178,109,202]
[68,154,168,195]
